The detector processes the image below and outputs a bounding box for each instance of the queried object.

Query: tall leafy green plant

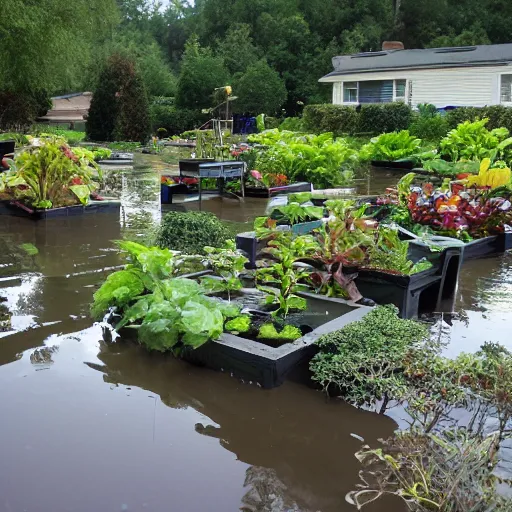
[359,130,422,162]
[13,137,100,209]
[440,118,512,162]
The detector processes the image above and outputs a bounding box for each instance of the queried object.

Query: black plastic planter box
[461,232,512,261]
[180,294,370,388]
[371,160,415,170]
[161,183,191,204]
[0,200,121,219]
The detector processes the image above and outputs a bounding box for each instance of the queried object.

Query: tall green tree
[175,37,229,110]
[86,54,151,143]
[233,60,287,115]
[0,0,119,93]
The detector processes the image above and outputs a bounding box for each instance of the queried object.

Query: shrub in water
[156,211,231,255]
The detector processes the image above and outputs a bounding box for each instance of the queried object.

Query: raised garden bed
[179,292,370,388]
[236,228,463,319]
[0,199,121,219]
[371,160,415,170]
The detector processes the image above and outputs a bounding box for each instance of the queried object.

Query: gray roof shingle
[319,43,512,81]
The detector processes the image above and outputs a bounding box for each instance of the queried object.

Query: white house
[319,43,512,109]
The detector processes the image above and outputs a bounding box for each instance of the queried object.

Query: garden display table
[179,160,246,209]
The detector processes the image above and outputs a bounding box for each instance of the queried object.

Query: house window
[395,79,406,101]
[501,74,512,103]
[343,82,358,103]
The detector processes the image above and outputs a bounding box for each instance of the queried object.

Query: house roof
[319,43,512,81]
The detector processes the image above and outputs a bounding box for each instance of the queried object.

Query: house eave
[318,61,511,83]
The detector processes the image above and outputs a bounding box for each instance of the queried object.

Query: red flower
[71,177,83,185]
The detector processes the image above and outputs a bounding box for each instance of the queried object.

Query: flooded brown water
[0,155,510,512]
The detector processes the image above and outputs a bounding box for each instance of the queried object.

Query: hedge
[303,103,413,136]
[358,103,412,134]
[150,103,208,136]
[445,106,512,133]
[303,104,359,136]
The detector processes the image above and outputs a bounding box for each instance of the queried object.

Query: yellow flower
[225,86,232,96]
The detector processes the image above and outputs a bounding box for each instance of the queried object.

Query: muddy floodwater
[0,156,510,512]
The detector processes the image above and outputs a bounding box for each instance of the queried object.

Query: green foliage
[216,23,260,75]
[0,90,52,131]
[150,101,207,135]
[310,305,429,404]
[32,125,86,145]
[445,106,512,134]
[303,104,359,136]
[279,117,305,132]
[92,31,177,97]
[256,232,315,317]
[249,130,357,188]
[440,118,512,162]
[225,315,251,334]
[233,60,287,116]
[409,112,449,141]
[360,130,422,162]
[368,227,433,275]
[257,323,302,341]
[302,104,413,142]
[91,268,146,320]
[87,54,151,143]
[12,137,100,208]
[358,103,413,134]
[0,0,118,94]
[156,211,231,255]
[176,37,229,110]
[270,202,324,225]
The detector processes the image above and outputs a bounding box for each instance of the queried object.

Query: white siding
[332,82,343,103]
[324,65,512,108]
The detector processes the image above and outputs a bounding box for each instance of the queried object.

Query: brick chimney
[382,41,404,51]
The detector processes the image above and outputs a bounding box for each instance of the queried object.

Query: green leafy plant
[256,233,313,317]
[257,323,302,341]
[11,136,100,208]
[156,211,231,255]
[359,130,422,162]
[440,118,512,162]
[225,315,251,334]
[248,130,357,189]
[367,227,433,275]
[310,305,429,406]
[270,202,324,225]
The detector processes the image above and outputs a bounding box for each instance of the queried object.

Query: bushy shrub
[409,113,449,141]
[445,105,512,133]
[0,90,51,131]
[150,104,206,136]
[310,305,428,403]
[303,104,359,135]
[279,117,305,131]
[358,102,413,134]
[156,211,231,254]
[264,116,280,129]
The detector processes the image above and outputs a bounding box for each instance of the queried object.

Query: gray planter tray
[180,292,370,388]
